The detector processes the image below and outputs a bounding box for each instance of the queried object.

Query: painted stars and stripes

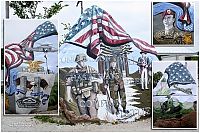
[33,21,57,42]
[5,21,57,70]
[5,21,57,82]
[165,62,196,87]
[65,5,157,59]
[5,32,35,69]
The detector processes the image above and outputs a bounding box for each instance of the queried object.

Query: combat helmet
[110,56,117,62]
[75,53,87,62]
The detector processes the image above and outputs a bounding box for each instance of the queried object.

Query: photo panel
[4,19,59,115]
[58,1,157,124]
[152,61,198,129]
[153,95,197,128]
[152,2,195,46]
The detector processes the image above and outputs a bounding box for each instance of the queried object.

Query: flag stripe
[93,16,126,34]
[132,39,157,54]
[132,38,155,48]
[75,28,99,43]
[71,24,97,43]
[5,49,22,69]
[103,11,126,33]
[65,5,157,59]
[102,25,130,38]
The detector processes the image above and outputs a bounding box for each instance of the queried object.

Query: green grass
[34,115,65,125]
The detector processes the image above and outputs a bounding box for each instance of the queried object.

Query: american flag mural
[5,21,57,82]
[165,62,196,87]
[65,5,157,59]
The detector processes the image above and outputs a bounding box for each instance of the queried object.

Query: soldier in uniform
[105,56,128,114]
[161,93,182,114]
[66,53,102,118]
[154,9,186,44]
[137,51,150,90]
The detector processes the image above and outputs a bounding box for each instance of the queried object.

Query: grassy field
[153,106,194,124]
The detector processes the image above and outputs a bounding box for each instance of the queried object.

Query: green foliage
[9,1,68,19]
[153,107,193,122]
[37,1,69,19]
[48,80,58,107]
[180,108,193,114]
[34,116,65,125]
[153,71,163,88]
[59,23,71,46]
[10,1,40,19]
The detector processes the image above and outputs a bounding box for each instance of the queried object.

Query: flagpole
[44,53,49,74]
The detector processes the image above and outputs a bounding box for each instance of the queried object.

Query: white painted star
[81,21,85,25]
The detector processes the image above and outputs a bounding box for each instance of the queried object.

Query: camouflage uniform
[66,54,100,118]
[105,57,127,112]
[154,30,185,44]
[153,9,192,45]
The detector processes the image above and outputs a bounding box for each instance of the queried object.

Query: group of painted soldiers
[66,53,150,118]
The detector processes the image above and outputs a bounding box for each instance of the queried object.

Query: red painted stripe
[90,38,100,55]
[10,58,23,69]
[5,50,16,66]
[132,41,157,54]
[93,16,126,34]
[90,38,100,49]
[102,34,132,46]
[102,25,129,38]
[75,28,99,43]
[103,11,126,32]
[132,38,155,48]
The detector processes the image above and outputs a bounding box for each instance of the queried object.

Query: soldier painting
[153,2,194,46]
[66,53,102,118]
[104,56,128,114]
[137,51,151,90]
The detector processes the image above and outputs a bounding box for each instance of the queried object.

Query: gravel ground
[1,115,152,132]
[1,115,198,132]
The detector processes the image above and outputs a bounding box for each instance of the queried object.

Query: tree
[59,23,71,46]
[153,71,163,88]
[9,1,68,19]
